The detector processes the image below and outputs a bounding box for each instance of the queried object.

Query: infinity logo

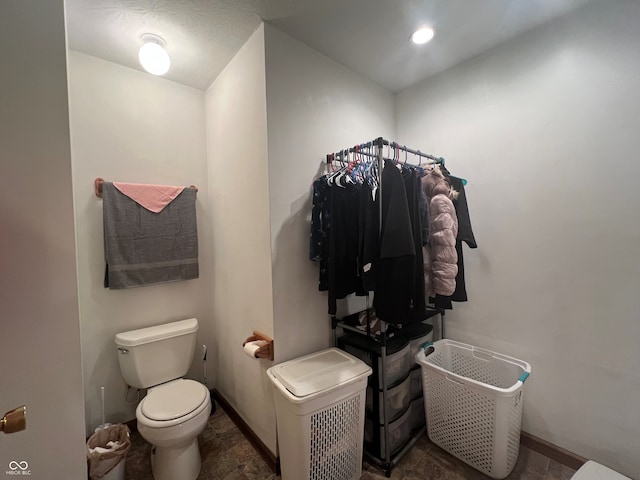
[8,461,28,471]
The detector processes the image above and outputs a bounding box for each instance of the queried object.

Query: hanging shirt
[403,167,426,321]
[358,181,379,292]
[310,177,331,291]
[327,182,365,315]
[374,161,421,324]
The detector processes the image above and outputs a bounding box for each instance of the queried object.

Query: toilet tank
[114,318,199,389]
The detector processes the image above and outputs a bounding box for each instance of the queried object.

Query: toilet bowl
[137,379,211,480]
[115,318,210,480]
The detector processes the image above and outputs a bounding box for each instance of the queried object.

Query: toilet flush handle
[117,347,129,354]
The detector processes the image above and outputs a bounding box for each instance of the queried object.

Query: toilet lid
[141,379,208,421]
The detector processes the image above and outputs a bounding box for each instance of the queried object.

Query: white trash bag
[86,424,131,479]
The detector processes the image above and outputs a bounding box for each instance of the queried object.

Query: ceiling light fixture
[411,26,436,45]
[138,34,170,76]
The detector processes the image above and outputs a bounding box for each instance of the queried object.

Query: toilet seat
[137,379,210,428]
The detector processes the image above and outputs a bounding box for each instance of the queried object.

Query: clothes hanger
[327,150,347,185]
[338,148,356,187]
[440,157,468,186]
[348,146,362,184]
[362,144,378,189]
[413,147,426,176]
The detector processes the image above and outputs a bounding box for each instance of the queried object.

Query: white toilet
[115,318,212,480]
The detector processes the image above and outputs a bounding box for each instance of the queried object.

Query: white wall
[67,51,213,435]
[396,0,640,477]
[205,25,277,453]
[0,1,86,478]
[264,24,395,363]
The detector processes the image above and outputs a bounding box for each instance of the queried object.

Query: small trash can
[87,424,131,480]
[267,348,372,480]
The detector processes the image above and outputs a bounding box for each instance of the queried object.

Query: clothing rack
[326,137,444,167]
[327,136,444,477]
[327,136,447,337]
[93,178,198,198]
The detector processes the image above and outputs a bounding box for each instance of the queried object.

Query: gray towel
[102,182,199,289]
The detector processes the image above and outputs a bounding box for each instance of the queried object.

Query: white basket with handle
[415,339,531,479]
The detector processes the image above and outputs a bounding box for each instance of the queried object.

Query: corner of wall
[204,21,276,454]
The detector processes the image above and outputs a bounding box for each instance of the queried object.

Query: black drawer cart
[332,308,440,477]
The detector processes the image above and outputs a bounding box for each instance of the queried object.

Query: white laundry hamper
[415,340,531,479]
[267,348,372,480]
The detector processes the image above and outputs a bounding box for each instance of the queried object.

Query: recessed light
[139,33,170,76]
[411,26,436,45]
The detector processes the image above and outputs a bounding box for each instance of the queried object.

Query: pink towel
[113,182,186,213]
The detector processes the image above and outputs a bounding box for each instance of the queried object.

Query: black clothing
[310,177,331,291]
[449,175,477,249]
[328,183,365,315]
[358,184,379,292]
[310,161,433,322]
[374,162,425,324]
[403,168,426,321]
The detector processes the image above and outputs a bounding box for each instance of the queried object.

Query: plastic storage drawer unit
[338,334,410,387]
[364,405,412,458]
[268,348,372,480]
[366,372,411,422]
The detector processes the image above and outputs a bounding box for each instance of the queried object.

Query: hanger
[326,151,345,185]
[348,146,361,184]
[412,148,427,176]
[392,142,401,169]
[333,148,357,187]
[439,157,468,186]
[358,143,377,189]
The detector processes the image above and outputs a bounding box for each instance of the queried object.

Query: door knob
[1,406,26,434]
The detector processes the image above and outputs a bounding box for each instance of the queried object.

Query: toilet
[571,461,631,480]
[115,318,211,480]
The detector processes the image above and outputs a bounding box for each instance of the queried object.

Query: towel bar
[94,178,198,198]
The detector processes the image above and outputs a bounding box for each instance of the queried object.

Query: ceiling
[65,0,593,92]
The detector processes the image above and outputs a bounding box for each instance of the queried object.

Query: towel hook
[95,178,105,198]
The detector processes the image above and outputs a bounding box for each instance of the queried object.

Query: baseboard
[212,389,280,475]
[521,431,587,470]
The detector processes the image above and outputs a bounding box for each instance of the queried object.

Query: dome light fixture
[411,26,436,45]
[138,33,170,76]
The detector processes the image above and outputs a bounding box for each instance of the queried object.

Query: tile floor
[124,404,577,480]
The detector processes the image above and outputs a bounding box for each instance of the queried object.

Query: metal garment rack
[327,137,444,477]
